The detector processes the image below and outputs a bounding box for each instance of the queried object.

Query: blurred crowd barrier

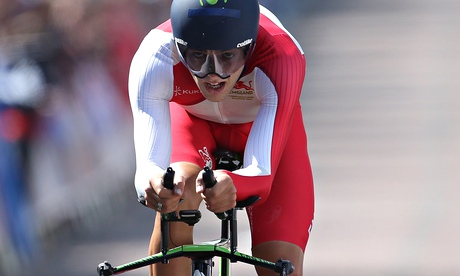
[0,0,171,274]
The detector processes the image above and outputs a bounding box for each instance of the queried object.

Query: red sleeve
[230,14,307,203]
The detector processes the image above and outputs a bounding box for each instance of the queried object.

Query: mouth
[205,82,225,91]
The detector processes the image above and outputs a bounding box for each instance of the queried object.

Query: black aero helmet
[171,0,260,78]
[171,0,260,50]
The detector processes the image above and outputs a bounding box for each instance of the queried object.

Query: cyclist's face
[184,48,246,79]
[192,64,245,102]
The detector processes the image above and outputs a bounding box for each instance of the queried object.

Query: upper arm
[128,30,175,174]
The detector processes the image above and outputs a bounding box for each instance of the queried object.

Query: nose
[207,55,216,73]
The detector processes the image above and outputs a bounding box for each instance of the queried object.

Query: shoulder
[132,19,178,67]
[242,7,306,101]
[135,28,173,59]
[257,6,304,54]
[129,20,178,101]
[245,6,305,76]
[130,20,180,84]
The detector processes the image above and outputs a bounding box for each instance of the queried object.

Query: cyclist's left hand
[196,170,237,213]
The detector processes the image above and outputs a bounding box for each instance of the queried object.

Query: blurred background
[0,0,459,275]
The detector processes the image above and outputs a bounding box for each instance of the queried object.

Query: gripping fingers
[202,176,237,213]
[143,187,182,214]
[148,169,184,213]
[203,189,237,213]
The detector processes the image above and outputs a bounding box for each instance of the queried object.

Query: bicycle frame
[98,209,293,275]
[97,167,294,275]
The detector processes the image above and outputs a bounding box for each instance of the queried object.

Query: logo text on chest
[174,86,200,97]
[230,80,255,100]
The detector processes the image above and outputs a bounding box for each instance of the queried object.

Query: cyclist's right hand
[144,170,184,213]
[196,169,237,214]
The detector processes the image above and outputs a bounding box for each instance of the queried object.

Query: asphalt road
[13,0,460,275]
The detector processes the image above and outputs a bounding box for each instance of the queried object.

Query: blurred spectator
[0,0,156,273]
[1,0,50,269]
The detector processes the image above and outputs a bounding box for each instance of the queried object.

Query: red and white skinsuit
[129,6,314,250]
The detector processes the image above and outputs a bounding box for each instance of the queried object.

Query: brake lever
[161,167,178,220]
[202,166,228,220]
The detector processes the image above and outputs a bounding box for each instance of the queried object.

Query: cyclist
[129,0,314,275]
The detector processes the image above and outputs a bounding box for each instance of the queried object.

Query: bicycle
[97,166,294,276]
